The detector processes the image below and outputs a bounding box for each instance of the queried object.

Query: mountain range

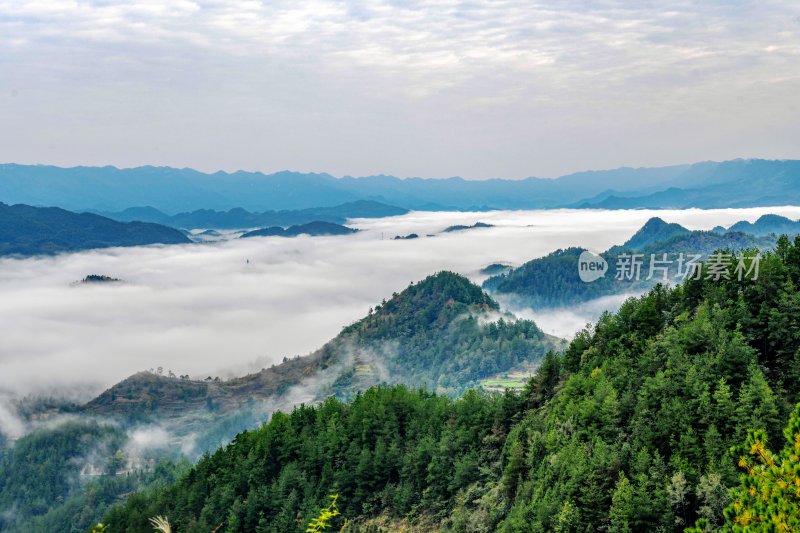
[0,202,190,256]
[716,213,800,236]
[483,216,780,308]
[69,237,800,532]
[91,200,408,230]
[577,159,800,209]
[240,221,357,238]
[2,159,799,213]
[0,271,556,532]
[6,239,800,531]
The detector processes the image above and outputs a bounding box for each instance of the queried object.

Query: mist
[2,206,799,421]
[499,292,642,339]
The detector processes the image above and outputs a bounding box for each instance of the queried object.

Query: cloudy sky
[0,0,798,178]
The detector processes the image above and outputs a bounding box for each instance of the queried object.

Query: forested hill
[99,236,800,532]
[620,216,691,248]
[0,273,551,533]
[0,202,190,256]
[84,272,552,421]
[483,217,774,308]
[329,270,545,394]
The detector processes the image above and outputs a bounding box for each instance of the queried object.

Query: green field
[480,372,533,390]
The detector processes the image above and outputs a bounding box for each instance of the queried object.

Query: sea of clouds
[2,206,800,425]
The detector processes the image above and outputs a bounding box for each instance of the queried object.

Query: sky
[0,0,798,178]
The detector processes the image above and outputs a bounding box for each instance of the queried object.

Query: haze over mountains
[92,200,408,230]
[3,158,800,213]
[84,272,551,424]
[0,272,554,532]
[3,166,800,530]
[11,239,800,532]
[4,203,800,531]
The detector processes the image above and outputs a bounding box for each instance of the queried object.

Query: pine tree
[608,472,633,533]
[689,404,800,532]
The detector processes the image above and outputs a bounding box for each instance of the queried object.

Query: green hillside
[0,272,552,532]
[484,218,773,308]
[97,236,800,532]
[0,421,187,533]
[85,272,551,425]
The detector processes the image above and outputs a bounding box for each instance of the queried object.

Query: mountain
[95,205,173,224]
[240,221,357,238]
[93,200,408,230]
[3,159,799,213]
[621,216,691,248]
[483,217,772,308]
[0,419,188,533]
[578,159,800,209]
[0,165,357,213]
[0,202,191,256]
[480,263,512,276]
[76,274,122,284]
[0,272,553,532]
[727,214,800,236]
[99,240,800,532]
[442,221,494,232]
[83,272,552,424]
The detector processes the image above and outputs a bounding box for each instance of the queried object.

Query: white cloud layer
[0,0,798,177]
[2,206,800,419]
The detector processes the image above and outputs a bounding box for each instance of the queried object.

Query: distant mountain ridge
[3,158,799,212]
[443,221,494,232]
[91,200,408,229]
[725,214,800,236]
[240,221,357,238]
[0,202,190,256]
[578,159,800,209]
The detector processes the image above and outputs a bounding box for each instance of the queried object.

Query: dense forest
[0,421,187,532]
[93,235,800,531]
[0,272,552,533]
[329,271,549,395]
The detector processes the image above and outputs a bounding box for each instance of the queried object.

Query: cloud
[499,292,641,340]
[0,396,25,440]
[0,1,798,177]
[126,425,171,453]
[1,205,800,430]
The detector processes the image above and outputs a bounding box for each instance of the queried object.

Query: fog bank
[2,207,798,415]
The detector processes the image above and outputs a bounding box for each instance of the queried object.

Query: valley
[3,205,800,532]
